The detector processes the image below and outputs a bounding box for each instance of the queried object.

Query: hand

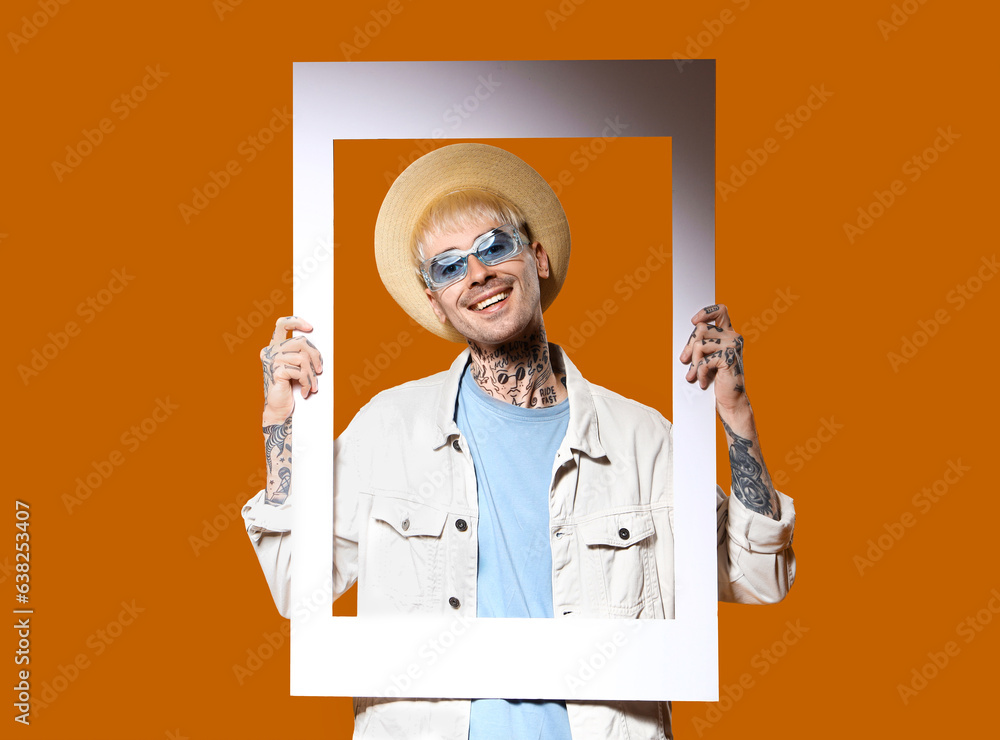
[678,304,746,415]
[261,316,323,425]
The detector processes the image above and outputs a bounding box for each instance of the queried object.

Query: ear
[424,287,450,325]
[531,242,551,279]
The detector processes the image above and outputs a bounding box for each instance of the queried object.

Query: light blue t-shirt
[456,363,573,740]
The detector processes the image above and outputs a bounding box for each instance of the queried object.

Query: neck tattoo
[467,327,567,408]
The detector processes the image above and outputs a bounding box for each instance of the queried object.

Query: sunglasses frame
[417,224,526,291]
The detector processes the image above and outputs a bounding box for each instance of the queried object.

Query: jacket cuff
[241,489,293,543]
[726,489,795,554]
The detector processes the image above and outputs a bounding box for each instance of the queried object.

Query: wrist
[262,409,291,428]
[718,401,755,437]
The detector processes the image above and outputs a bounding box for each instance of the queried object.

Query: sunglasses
[418,224,526,291]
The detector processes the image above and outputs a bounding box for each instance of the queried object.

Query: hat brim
[374,143,570,343]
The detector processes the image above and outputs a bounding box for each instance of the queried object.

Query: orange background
[6,1,995,738]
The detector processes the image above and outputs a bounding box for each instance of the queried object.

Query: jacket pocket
[580,509,657,616]
[366,496,449,611]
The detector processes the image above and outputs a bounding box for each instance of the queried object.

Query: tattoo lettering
[702,304,720,314]
[540,386,558,405]
[722,419,773,516]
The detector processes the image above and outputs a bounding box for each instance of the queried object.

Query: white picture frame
[290,59,718,701]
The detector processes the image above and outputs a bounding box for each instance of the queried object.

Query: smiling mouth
[472,291,510,311]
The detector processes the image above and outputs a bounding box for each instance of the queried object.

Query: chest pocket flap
[371,496,448,538]
[580,509,655,547]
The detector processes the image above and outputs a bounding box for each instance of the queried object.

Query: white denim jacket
[243,344,796,740]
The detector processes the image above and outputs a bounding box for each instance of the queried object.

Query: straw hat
[374,143,571,343]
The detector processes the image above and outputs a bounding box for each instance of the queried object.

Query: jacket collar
[433,342,607,459]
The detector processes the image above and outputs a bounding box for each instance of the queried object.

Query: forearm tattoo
[264,415,292,504]
[721,418,775,516]
[727,336,745,394]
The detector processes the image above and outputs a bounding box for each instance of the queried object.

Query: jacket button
[452,440,461,451]
[455,519,468,532]
[448,597,461,609]
[401,518,410,531]
[618,528,630,540]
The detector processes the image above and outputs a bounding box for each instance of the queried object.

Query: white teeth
[475,292,509,311]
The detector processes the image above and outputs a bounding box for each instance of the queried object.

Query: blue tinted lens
[429,254,466,285]
[476,231,519,263]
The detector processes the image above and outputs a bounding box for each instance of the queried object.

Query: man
[243,143,795,739]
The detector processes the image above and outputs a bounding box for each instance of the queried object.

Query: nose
[465,253,495,286]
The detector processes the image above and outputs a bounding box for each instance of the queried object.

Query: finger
[691,303,733,331]
[684,341,720,383]
[274,336,324,375]
[724,335,745,377]
[273,362,317,398]
[271,316,313,345]
[279,350,320,394]
[696,350,723,389]
[711,304,733,331]
[303,342,323,374]
[679,322,710,363]
[684,339,709,381]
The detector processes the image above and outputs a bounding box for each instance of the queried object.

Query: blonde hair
[412,189,531,266]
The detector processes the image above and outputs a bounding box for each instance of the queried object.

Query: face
[422,217,551,349]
